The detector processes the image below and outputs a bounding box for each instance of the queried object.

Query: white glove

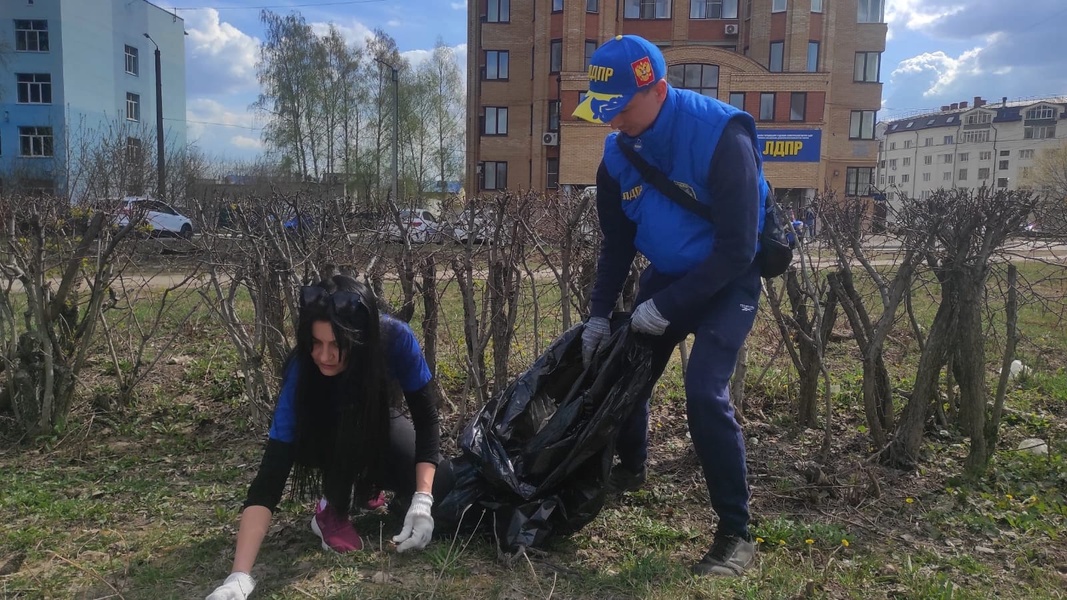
[630,300,670,335]
[581,317,612,367]
[206,572,256,600]
[392,492,434,552]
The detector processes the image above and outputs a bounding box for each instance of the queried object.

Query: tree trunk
[419,256,439,374]
[953,274,989,476]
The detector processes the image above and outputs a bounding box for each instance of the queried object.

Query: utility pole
[143,33,165,200]
[375,58,399,204]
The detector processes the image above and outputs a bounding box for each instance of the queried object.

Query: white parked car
[115,197,194,238]
[382,208,442,243]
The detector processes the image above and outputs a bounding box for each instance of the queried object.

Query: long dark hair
[289,275,391,515]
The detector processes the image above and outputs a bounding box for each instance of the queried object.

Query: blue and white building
[0,0,186,199]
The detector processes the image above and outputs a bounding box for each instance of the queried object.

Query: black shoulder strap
[615,136,714,224]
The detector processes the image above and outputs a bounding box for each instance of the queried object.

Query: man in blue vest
[574,34,765,577]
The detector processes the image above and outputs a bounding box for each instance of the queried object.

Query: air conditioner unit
[542,132,559,146]
[724,23,739,35]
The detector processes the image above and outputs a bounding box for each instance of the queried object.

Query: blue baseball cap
[573,35,667,124]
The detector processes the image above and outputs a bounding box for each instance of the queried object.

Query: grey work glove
[581,316,612,367]
[630,300,670,335]
[206,572,256,600]
[392,491,434,552]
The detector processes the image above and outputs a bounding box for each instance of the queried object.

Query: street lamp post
[375,58,399,204]
[143,33,166,200]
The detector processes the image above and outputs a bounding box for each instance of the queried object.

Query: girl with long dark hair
[207,275,447,599]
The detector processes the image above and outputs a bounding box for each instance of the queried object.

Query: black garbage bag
[435,320,654,550]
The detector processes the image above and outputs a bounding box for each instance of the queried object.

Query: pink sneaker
[365,490,387,511]
[310,499,363,552]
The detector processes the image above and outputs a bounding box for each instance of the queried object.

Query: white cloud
[891,47,983,97]
[387,19,402,28]
[884,0,964,40]
[310,20,375,49]
[182,9,260,95]
[231,135,265,150]
[450,1,466,9]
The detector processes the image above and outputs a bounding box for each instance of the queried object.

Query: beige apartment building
[465,0,887,208]
[876,95,1067,216]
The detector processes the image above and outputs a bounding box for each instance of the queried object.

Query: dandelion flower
[1006,494,1014,501]
[841,539,850,547]
[778,539,786,546]
[805,538,815,545]
[755,537,765,544]
[905,497,915,504]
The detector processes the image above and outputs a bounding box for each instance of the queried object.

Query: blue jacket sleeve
[652,120,761,321]
[590,160,638,319]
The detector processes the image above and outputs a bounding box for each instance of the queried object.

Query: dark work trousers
[615,262,761,537]
[382,408,454,505]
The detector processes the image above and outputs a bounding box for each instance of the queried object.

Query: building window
[887,175,895,184]
[1020,149,1035,159]
[667,63,719,97]
[485,50,510,80]
[1025,125,1056,139]
[922,172,931,182]
[482,161,508,190]
[487,0,511,22]
[889,142,896,150]
[943,135,953,144]
[965,111,992,125]
[924,137,933,146]
[979,151,991,160]
[849,110,875,139]
[16,73,51,104]
[126,137,142,164]
[961,129,989,143]
[902,157,911,166]
[958,169,967,181]
[548,101,560,132]
[999,150,1009,156]
[903,139,912,149]
[999,160,1009,170]
[553,0,564,11]
[729,92,745,110]
[811,0,823,12]
[484,107,508,135]
[690,0,738,18]
[585,40,597,70]
[901,174,910,183]
[888,159,897,169]
[924,156,932,165]
[18,126,53,157]
[879,176,886,185]
[550,40,562,73]
[759,92,775,121]
[978,167,990,179]
[14,20,49,52]
[941,172,950,181]
[997,178,1008,188]
[807,41,819,72]
[547,157,560,189]
[790,92,805,121]
[942,153,953,164]
[124,44,140,75]
[1025,105,1055,120]
[126,92,141,121]
[846,167,873,196]
[624,0,672,19]
[857,0,883,22]
[959,153,969,161]
[772,0,786,12]
[587,0,599,12]
[769,41,784,72]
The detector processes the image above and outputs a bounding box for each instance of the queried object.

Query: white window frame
[857,0,883,23]
[625,0,672,19]
[958,169,967,181]
[690,0,738,18]
[979,151,992,160]
[772,0,786,12]
[964,111,992,125]
[961,129,990,143]
[1025,105,1055,120]
[849,110,875,139]
[978,167,990,180]
[14,19,49,52]
[125,44,139,75]
[1025,125,1056,139]
[18,126,53,157]
[811,0,823,12]
[16,73,51,104]
[126,92,141,122]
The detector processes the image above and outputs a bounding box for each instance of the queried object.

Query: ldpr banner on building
[757,129,821,162]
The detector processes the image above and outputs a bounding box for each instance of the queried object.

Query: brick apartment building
[465,0,887,209]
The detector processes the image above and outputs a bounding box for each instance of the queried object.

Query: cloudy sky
[164,0,1067,159]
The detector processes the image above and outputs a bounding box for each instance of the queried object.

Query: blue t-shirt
[267,315,432,443]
